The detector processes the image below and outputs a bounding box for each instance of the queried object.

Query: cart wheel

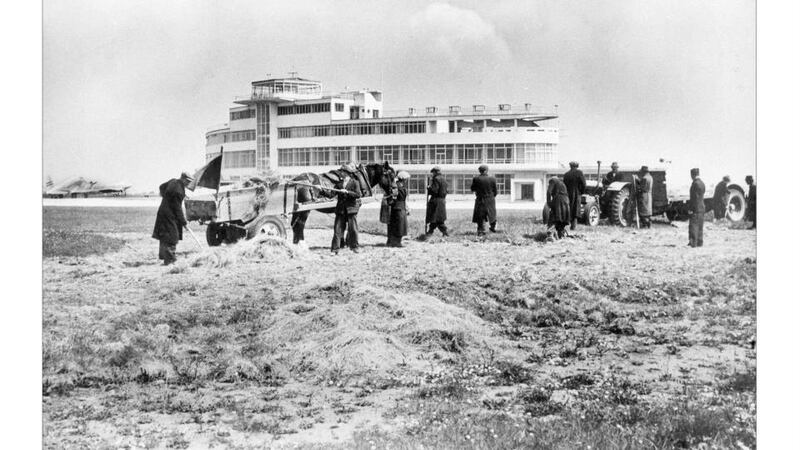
[247,216,287,240]
[206,223,224,246]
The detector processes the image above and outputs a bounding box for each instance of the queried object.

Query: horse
[289,162,396,244]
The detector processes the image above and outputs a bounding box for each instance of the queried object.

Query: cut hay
[259,284,513,381]
[190,234,311,268]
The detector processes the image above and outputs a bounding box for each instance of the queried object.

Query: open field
[42,206,756,449]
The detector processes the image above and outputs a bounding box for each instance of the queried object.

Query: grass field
[42,206,756,449]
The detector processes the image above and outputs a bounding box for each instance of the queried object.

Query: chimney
[408,107,416,116]
[499,103,511,111]
[449,105,461,114]
[425,106,438,115]
[473,104,486,113]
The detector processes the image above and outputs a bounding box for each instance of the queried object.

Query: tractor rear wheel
[726,189,746,222]
[609,187,631,227]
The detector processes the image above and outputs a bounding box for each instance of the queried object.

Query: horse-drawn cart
[184,180,342,246]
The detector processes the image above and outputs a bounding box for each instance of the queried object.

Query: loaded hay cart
[184,178,342,246]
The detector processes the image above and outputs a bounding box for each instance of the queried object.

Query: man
[637,166,653,229]
[425,166,449,236]
[331,162,362,254]
[745,175,756,229]
[470,165,498,236]
[563,161,586,230]
[602,162,621,186]
[386,171,410,247]
[712,175,731,223]
[688,168,706,248]
[546,177,571,239]
[152,172,193,265]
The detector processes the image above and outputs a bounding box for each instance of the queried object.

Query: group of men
[152,162,757,263]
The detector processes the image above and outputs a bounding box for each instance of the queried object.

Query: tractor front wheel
[583,203,600,227]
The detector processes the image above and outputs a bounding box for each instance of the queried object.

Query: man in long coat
[563,161,586,230]
[331,163,362,254]
[688,168,706,248]
[386,171,409,247]
[152,172,193,265]
[425,166,449,236]
[712,175,731,223]
[547,177,571,239]
[745,175,756,229]
[471,165,498,235]
[636,166,653,228]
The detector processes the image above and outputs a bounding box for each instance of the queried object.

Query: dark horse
[289,162,396,244]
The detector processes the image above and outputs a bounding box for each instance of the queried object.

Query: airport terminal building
[205,76,559,201]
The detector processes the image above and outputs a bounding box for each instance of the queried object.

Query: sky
[43,0,755,192]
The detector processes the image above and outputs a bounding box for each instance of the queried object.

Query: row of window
[230,109,256,121]
[206,129,257,145]
[278,121,427,139]
[273,143,556,166]
[206,150,257,169]
[277,103,332,116]
[354,143,556,165]
[404,173,511,195]
[278,147,352,167]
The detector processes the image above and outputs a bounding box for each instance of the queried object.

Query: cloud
[409,3,511,66]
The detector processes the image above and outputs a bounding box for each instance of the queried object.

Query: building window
[495,174,511,195]
[229,130,256,142]
[230,109,255,121]
[486,143,513,164]
[408,174,428,194]
[404,145,426,164]
[373,110,379,118]
[335,103,344,112]
[457,144,482,164]
[277,102,331,116]
[278,146,350,167]
[211,150,256,169]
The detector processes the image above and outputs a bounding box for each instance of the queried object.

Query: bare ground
[42,208,756,449]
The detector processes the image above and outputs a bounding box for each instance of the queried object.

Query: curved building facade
[205,76,559,201]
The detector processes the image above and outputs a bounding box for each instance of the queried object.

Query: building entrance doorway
[520,184,535,201]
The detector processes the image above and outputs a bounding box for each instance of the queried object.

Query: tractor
[543,164,748,227]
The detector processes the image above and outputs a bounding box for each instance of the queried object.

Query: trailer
[184,179,344,246]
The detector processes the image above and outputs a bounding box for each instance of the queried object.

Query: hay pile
[260,284,509,381]
[190,235,309,268]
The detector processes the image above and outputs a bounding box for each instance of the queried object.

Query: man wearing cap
[745,175,756,229]
[425,166,449,236]
[152,172,194,265]
[636,166,653,228]
[602,162,622,187]
[712,175,731,223]
[387,171,410,247]
[563,161,586,230]
[331,162,362,254]
[688,168,706,247]
[470,165,498,235]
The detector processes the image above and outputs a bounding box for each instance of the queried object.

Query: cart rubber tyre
[206,223,224,247]
[609,187,631,227]
[583,203,600,227]
[247,216,287,240]
[726,189,746,222]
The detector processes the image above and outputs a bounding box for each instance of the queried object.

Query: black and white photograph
[15,0,797,447]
